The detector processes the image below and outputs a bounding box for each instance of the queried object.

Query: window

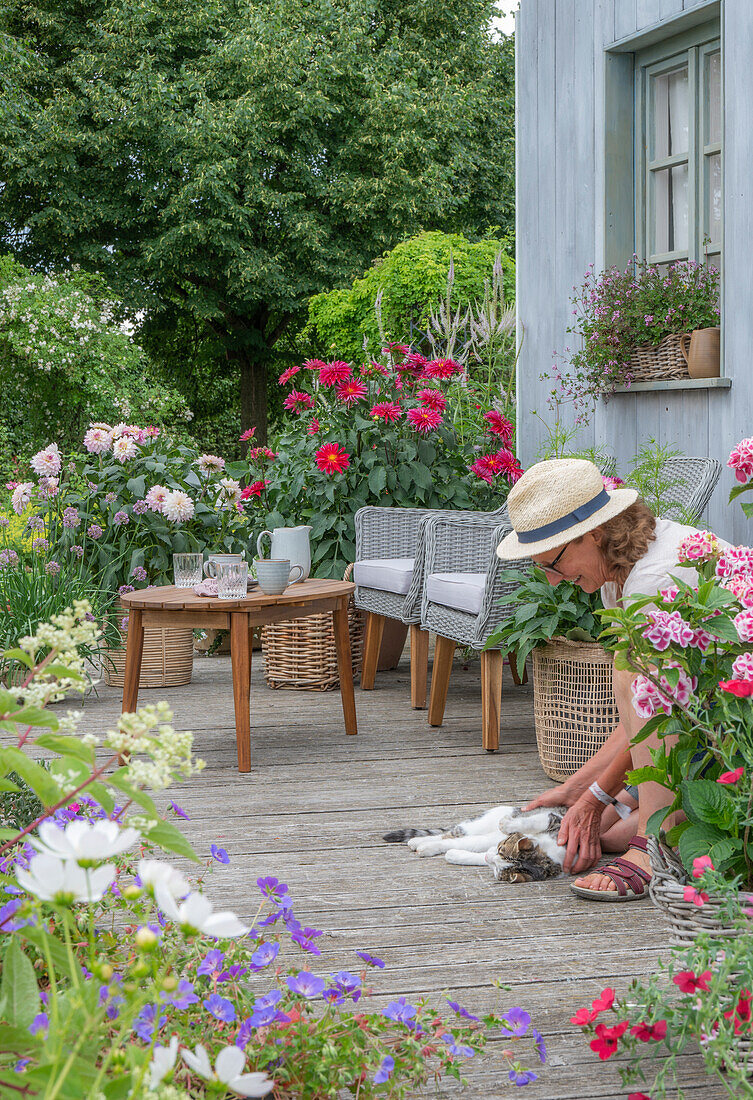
[635,29,722,277]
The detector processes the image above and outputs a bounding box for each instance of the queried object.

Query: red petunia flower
[283,390,315,414]
[724,989,753,1034]
[589,1020,629,1060]
[318,361,352,386]
[631,1020,667,1043]
[422,358,464,379]
[569,1006,596,1027]
[417,388,447,412]
[483,409,513,440]
[240,480,269,499]
[315,443,350,475]
[278,365,301,386]
[239,427,256,442]
[307,418,320,435]
[370,401,402,424]
[673,970,712,993]
[719,679,753,697]
[683,885,710,907]
[336,379,368,406]
[407,407,443,435]
[718,766,745,784]
[247,447,277,463]
[591,988,616,1015]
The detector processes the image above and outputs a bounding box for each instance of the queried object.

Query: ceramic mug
[203,553,244,578]
[254,559,304,595]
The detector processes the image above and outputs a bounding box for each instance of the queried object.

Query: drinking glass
[216,561,249,599]
[173,553,203,588]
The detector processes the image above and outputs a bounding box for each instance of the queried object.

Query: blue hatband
[516,488,611,545]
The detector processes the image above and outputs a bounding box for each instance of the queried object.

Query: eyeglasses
[541,543,569,579]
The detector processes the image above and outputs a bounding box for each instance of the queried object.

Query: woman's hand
[525,782,583,812]
[556,795,604,874]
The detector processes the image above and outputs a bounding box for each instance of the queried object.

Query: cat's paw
[412,838,447,857]
[406,836,425,851]
[497,867,534,884]
[495,806,521,831]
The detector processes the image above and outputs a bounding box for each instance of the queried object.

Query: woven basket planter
[648,836,747,947]
[261,566,365,691]
[625,332,691,382]
[103,608,194,689]
[532,637,619,781]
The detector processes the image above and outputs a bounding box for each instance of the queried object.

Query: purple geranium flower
[29,1013,49,1038]
[291,930,321,956]
[236,1017,255,1048]
[286,971,326,999]
[501,1007,531,1037]
[248,992,288,1028]
[0,898,28,932]
[250,941,280,970]
[257,876,288,899]
[373,1056,395,1084]
[332,971,361,995]
[447,998,480,1022]
[532,1028,546,1063]
[204,994,236,1023]
[323,986,345,1005]
[509,1069,538,1086]
[221,964,248,982]
[133,1003,166,1042]
[382,997,416,1025]
[442,1034,475,1058]
[211,844,230,864]
[168,800,189,820]
[197,949,225,978]
[356,951,385,969]
[161,979,199,1009]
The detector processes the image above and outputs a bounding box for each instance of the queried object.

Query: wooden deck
[81,650,719,1099]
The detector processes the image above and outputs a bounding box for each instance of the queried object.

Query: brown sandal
[570,835,651,902]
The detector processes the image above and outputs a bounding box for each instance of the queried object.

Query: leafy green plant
[486,567,604,678]
[623,439,695,521]
[0,767,45,831]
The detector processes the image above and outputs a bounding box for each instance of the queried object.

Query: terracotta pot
[679,327,720,379]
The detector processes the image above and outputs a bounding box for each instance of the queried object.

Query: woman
[496,458,728,902]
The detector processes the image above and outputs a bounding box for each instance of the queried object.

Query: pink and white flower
[728,437,753,483]
[642,610,695,651]
[732,653,753,681]
[112,436,138,462]
[734,609,753,643]
[720,572,753,608]
[145,485,169,513]
[11,482,33,514]
[677,531,719,563]
[631,664,698,718]
[30,443,61,477]
[37,477,59,499]
[659,585,680,602]
[715,546,753,579]
[162,491,195,523]
[196,454,225,475]
[83,427,112,454]
[602,476,625,491]
[216,478,242,507]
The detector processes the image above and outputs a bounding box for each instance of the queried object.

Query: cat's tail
[382,827,444,843]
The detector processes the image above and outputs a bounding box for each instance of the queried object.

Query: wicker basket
[261,565,365,691]
[532,637,619,781]
[625,332,691,382]
[103,609,194,689]
[648,836,746,947]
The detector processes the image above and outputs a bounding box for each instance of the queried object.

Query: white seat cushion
[354,558,414,596]
[426,572,487,616]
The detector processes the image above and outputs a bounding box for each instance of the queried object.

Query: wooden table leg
[122,608,144,714]
[333,603,357,736]
[230,612,252,772]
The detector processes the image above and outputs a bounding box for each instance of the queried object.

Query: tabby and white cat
[383,805,567,883]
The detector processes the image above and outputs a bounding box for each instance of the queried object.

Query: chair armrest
[355,504,508,562]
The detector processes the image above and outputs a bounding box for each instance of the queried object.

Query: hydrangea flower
[728,436,753,483]
[734,609,753,643]
[642,609,695,650]
[732,652,753,681]
[677,531,719,563]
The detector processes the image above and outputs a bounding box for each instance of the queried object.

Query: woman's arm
[525,721,632,811]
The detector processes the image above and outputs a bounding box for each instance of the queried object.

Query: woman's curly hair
[595,501,657,585]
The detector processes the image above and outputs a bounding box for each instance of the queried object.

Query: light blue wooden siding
[516,0,748,542]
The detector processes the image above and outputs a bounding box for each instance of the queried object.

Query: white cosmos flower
[158,889,249,938]
[162,490,195,523]
[16,853,115,904]
[137,859,190,905]
[112,435,138,462]
[149,1034,179,1088]
[181,1044,273,1097]
[30,819,140,865]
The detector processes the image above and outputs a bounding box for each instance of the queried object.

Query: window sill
[610,377,731,394]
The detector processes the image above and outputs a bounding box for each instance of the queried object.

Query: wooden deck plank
[60,653,720,1098]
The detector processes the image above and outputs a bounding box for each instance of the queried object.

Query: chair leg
[508,650,528,686]
[361,612,385,690]
[428,635,456,727]
[410,625,429,709]
[481,650,503,752]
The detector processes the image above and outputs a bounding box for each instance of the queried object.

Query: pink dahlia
[315,443,350,475]
[677,531,719,563]
[112,436,138,463]
[407,407,443,435]
[318,361,352,386]
[470,457,495,484]
[247,447,277,463]
[483,410,513,441]
[196,454,225,475]
[404,352,429,375]
[278,365,301,386]
[336,379,368,406]
[83,427,111,454]
[31,443,61,477]
[145,485,169,513]
[239,427,256,443]
[240,480,269,499]
[370,402,402,424]
[497,450,525,484]
[307,418,320,436]
[283,390,315,414]
[417,388,447,413]
[423,358,463,379]
[728,437,753,483]
[303,358,328,371]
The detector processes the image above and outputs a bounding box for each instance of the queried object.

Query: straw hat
[496,459,638,560]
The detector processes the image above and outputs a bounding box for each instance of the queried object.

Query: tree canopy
[0,0,515,440]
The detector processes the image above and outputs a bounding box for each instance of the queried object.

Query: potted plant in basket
[548,258,720,422]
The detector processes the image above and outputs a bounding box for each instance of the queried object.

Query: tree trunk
[238,350,268,445]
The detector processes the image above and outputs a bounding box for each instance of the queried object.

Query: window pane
[706,50,722,144]
[707,152,722,244]
[652,163,689,254]
[651,65,689,159]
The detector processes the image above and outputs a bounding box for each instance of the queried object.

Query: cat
[383,805,568,883]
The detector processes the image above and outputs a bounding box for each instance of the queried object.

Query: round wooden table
[119,579,357,772]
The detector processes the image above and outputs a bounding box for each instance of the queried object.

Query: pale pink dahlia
[83,427,112,454]
[162,490,195,523]
[37,477,58,499]
[112,436,138,462]
[145,485,169,513]
[216,477,242,506]
[11,482,33,514]
[728,437,753,483]
[196,454,225,475]
[30,443,61,477]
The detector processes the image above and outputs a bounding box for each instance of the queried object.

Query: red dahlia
[417,388,447,412]
[483,409,513,440]
[406,407,443,434]
[278,365,301,386]
[370,401,402,423]
[315,443,350,475]
[422,358,463,379]
[283,390,315,414]
[318,361,352,386]
[336,379,368,406]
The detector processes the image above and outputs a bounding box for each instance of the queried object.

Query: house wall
[515,0,752,542]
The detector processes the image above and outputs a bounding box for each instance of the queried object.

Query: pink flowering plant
[0,611,545,1097]
[265,347,523,577]
[547,258,720,422]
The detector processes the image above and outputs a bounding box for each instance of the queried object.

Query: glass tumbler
[173,552,204,588]
[216,561,249,599]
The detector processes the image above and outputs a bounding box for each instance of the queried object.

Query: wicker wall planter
[261,566,365,691]
[532,637,619,781]
[625,332,691,382]
[648,836,746,947]
[103,608,194,689]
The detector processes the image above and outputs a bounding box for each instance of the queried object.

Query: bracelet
[588,781,634,820]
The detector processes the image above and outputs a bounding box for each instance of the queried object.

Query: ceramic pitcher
[679,327,721,379]
[256,525,312,581]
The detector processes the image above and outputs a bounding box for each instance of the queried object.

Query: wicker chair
[659,456,722,522]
